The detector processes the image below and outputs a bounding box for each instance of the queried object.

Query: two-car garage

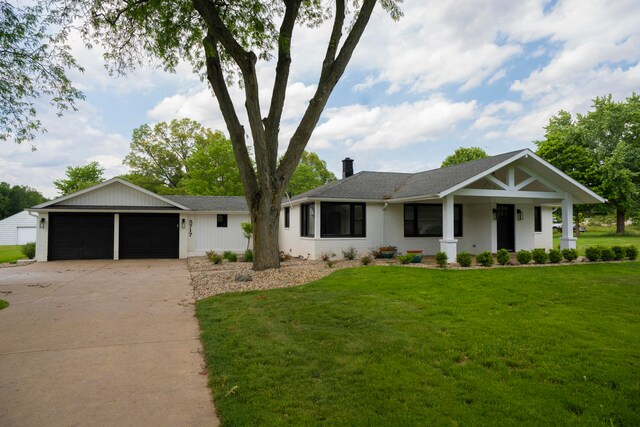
[48,213,179,260]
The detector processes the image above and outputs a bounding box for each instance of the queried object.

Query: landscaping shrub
[611,246,626,260]
[21,242,36,259]
[531,248,548,264]
[319,250,335,261]
[516,250,532,264]
[585,246,602,262]
[562,248,578,262]
[456,252,472,267]
[435,251,448,268]
[548,249,562,264]
[223,251,238,262]
[360,254,372,266]
[243,249,253,262]
[206,251,222,264]
[600,247,615,262]
[396,254,414,265]
[496,248,510,265]
[626,245,638,260]
[342,246,358,260]
[476,251,494,267]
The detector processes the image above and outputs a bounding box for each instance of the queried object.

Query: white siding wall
[534,206,554,249]
[280,204,317,258]
[186,213,250,255]
[0,211,37,245]
[515,203,535,251]
[57,182,174,207]
[459,203,493,254]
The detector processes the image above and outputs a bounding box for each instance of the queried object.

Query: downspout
[381,202,389,247]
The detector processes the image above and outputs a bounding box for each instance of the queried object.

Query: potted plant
[406,249,423,263]
[379,246,397,259]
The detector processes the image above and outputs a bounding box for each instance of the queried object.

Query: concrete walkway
[0,260,218,426]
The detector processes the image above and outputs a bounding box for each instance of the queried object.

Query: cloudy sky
[2,0,639,198]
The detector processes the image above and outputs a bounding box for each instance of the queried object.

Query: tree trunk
[616,208,625,235]
[250,193,282,270]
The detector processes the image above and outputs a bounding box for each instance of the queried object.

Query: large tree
[441,146,488,167]
[0,182,47,219]
[0,1,83,144]
[79,0,402,269]
[53,161,105,195]
[536,94,640,235]
[286,151,336,196]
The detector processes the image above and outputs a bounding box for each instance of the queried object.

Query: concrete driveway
[0,260,218,426]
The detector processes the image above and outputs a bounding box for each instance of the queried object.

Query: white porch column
[113,213,119,260]
[439,195,458,262]
[560,194,576,250]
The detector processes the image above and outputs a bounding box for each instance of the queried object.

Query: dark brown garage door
[119,214,179,259]
[48,213,114,260]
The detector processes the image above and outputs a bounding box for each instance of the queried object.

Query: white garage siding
[0,211,37,245]
[186,213,251,256]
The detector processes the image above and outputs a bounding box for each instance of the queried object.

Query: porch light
[181,218,186,229]
[39,217,45,228]
[517,209,523,220]
[492,208,497,220]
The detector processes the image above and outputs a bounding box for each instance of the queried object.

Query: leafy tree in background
[536,94,640,234]
[0,182,47,219]
[441,147,488,167]
[287,151,337,196]
[75,0,403,270]
[0,1,83,144]
[53,162,104,196]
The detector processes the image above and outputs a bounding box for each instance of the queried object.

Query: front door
[496,204,515,251]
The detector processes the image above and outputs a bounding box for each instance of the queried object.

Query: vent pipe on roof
[342,157,354,178]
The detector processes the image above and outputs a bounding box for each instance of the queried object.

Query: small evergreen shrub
[496,248,510,265]
[516,250,532,264]
[548,249,562,263]
[342,246,358,260]
[562,248,578,262]
[206,251,222,264]
[243,249,253,262]
[223,251,238,262]
[396,254,414,265]
[531,248,548,264]
[360,255,372,266]
[600,247,615,262]
[319,250,335,261]
[435,251,448,268]
[611,246,626,260]
[456,252,472,267]
[585,246,602,262]
[476,251,494,267]
[21,242,36,259]
[626,245,638,260]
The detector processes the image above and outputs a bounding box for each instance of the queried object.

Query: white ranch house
[28,149,603,262]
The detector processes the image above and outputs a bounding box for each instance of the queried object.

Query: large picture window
[300,203,315,237]
[404,204,462,237]
[320,202,366,238]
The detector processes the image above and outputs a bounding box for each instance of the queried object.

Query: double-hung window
[404,204,462,237]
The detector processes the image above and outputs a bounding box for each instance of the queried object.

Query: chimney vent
[342,157,354,178]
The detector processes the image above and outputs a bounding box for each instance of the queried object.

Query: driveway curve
[0,260,218,426]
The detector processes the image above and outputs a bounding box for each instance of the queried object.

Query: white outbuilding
[0,211,37,245]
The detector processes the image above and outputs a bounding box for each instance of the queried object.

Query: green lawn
[0,299,8,310]
[553,225,640,255]
[197,263,640,426]
[0,245,26,263]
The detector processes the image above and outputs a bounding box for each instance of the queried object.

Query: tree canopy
[0,182,47,219]
[53,162,105,196]
[286,151,337,196]
[75,0,403,269]
[0,1,83,144]
[536,93,640,234]
[441,147,488,167]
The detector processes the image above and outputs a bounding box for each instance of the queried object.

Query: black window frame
[300,203,315,237]
[217,214,228,228]
[284,207,290,228]
[320,202,366,238]
[534,206,542,232]
[404,203,463,237]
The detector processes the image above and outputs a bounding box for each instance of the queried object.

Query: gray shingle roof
[164,195,247,211]
[292,150,525,201]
